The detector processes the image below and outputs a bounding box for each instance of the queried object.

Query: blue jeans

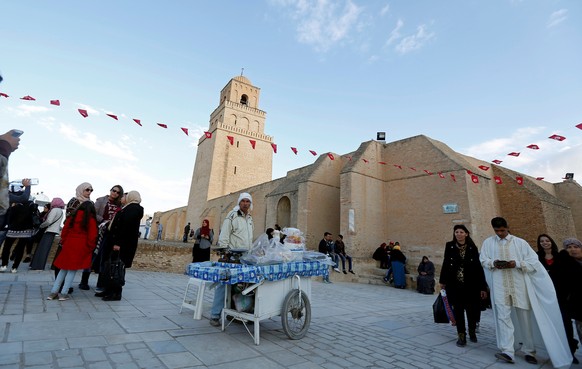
[52,269,77,294]
[337,254,353,271]
[210,284,226,319]
[144,227,150,239]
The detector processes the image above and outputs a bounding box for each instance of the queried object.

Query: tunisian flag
[516,176,524,185]
[78,109,88,118]
[471,174,479,184]
[50,99,60,106]
[249,140,256,149]
[494,176,503,185]
[327,153,335,160]
[227,136,234,145]
[271,143,277,153]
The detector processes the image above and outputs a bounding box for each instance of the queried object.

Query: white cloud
[547,9,568,28]
[394,23,435,54]
[275,0,363,52]
[386,19,404,46]
[380,4,390,16]
[6,104,51,117]
[58,123,138,161]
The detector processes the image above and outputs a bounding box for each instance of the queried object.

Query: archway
[277,196,291,228]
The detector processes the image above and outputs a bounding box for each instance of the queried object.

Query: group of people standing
[439,217,579,367]
[45,182,144,301]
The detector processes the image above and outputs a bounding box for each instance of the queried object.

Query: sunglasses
[85,188,94,192]
[111,189,120,194]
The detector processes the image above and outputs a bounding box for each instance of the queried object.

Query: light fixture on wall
[376,132,386,143]
[564,173,574,180]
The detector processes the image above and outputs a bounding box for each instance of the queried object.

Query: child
[47,201,97,301]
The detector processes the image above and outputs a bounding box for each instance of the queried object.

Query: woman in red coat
[47,201,97,301]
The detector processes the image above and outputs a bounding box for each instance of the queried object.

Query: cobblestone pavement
[0,268,571,368]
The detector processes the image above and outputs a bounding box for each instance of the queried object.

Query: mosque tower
[185,75,273,224]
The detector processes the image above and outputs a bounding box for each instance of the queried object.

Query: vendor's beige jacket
[218,209,254,249]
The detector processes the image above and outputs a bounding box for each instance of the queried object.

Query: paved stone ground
[0,268,572,369]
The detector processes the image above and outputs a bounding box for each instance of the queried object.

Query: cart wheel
[281,288,311,340]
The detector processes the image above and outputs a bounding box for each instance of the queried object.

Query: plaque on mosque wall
[442,203,459,214]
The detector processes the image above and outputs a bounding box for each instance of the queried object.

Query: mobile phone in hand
[11,130,24,137]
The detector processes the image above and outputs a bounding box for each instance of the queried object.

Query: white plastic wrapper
[241,234,293,265]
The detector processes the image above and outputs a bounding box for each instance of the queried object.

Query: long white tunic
[480,234,572,368]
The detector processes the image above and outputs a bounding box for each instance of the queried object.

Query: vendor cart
[185,260,328,345]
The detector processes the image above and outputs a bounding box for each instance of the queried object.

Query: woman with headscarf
[416,256,435,294]
[390,244,407,289]
[29,198,65,270]
[192,219,214,263]
[51,182,93,292]
[551,238,582,364]
[97,191,143,301]
[439,224,487,347]
[46,201,98,301]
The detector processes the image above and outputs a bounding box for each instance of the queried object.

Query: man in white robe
[480,217,571,367]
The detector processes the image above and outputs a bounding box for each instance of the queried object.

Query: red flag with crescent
[291,147,298,155]
[393,164,402,169]
[20,95,35,101]
[438,172,445,179]
[327,153,334,160]
[492,160,502,164]
[78,109,88,118]
[516,176,524,185]
[227,136,234,145]
[526,144,539,150]
[409,167,416,171]
[181,128,188,136]
[157,123,168,128]
[133,118,142,126]
[424,170,433,175]
[250,140,256,149]
[471,174,479,184]
[508,152,520,157]
[363,159,369,163]
[0,92,8,98]
[479,165,490,171]
[271,143,277,153]
[204,131,212,138]
[106,114,118,120]
[309,150,317,156]
[50,100,60,106]
[494,176,503,184]
[576,123,582,130]
[450,174,456,182]
[549,134,566,141]
[378,161,386,165]
[536,177,544,181]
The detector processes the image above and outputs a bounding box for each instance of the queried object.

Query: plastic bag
[433,293,449,323]
[240,234,292,265]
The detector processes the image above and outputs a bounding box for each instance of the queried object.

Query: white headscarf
[233,192,252,211]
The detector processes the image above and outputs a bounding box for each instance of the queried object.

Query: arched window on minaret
[240,94,248,106]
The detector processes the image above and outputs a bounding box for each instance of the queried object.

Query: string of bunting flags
[2,91,581,185]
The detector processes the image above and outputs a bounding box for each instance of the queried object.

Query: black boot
[469,329,477,343]
[78,271,90,290]
[456,333,467,347]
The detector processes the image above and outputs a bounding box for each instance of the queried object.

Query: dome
[233,75,252,85]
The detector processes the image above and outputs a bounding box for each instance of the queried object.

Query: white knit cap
[234,192,253,211]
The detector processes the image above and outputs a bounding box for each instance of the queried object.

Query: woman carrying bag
[97,191,143,301]
[439,224,488,347]
[192,219,213,263]
[29,198,65,270]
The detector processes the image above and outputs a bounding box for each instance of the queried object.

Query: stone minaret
[186,75,273,224]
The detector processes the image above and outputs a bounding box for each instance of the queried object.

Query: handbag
[433,293,449,323]
[104,253,125,287]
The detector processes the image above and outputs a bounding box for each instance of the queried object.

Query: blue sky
[1,0,581,217]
